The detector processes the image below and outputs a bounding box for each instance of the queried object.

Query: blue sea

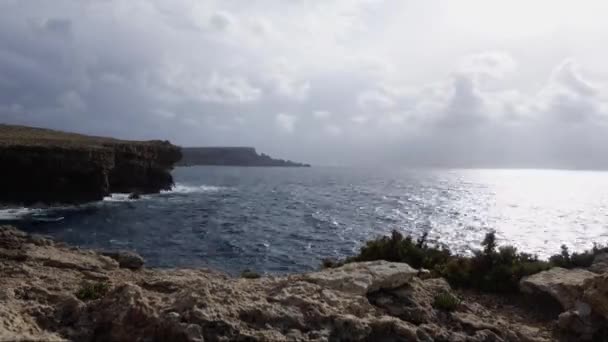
[2,167,608,275]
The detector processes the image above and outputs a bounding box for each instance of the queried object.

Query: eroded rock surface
[0,225,576,342]
[520,267,599,310]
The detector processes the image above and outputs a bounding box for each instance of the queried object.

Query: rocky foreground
[1,226,607,342]
[0,124,181,205]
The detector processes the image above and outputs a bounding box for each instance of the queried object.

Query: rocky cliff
[1,225,583,342]
[0,124,181,205]
[177,147,310,167]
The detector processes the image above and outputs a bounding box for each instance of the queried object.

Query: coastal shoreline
[2,225,607,341]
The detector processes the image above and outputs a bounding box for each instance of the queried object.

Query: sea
[2,167,607,275]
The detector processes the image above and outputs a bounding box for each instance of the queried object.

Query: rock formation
[177,147,310,167]
[0,124,181,205]
[0,225,564,342]
[520,267,608,340]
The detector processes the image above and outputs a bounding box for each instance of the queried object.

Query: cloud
[201,73,262,103]
[270,73,310,101]
[536,60,605,123]
[324,124,342,136]
[276,113,297,133]
[313,110,331,119]
[357,90,395,110]
[209,11,235,31]
[460,52,517,79]
[58,90,86,112]
[1,2,608,167]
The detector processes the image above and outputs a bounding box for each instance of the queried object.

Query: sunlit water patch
[2,167,608,275]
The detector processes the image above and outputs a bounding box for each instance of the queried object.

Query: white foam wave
[103,193,135,202]
[0,207,43,220]
[162,184,228,194]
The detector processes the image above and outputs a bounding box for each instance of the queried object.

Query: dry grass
[0,124,157,149]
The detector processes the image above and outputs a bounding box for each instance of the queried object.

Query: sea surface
[2,167,608,275]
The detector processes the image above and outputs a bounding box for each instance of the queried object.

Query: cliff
[177,147,310,167]
[5,225,601,342]
[0,124,181,205]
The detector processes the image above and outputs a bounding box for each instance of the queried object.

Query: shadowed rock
[0,124,181,205]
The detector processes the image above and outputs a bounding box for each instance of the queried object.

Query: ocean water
[2,167,608,275]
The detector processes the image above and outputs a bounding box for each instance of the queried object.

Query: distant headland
[177,147,310,167]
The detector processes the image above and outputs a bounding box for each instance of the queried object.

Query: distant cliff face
[177,147,310,167]
[0,124,181,205]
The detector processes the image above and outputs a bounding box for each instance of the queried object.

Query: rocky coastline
[0,124,181,205]
[2,225,607,342]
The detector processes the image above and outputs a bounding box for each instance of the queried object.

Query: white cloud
[460,52,517,79]
[276,113,297,133]
[324,124,342,136]
[271,73,310,101]
[357,90,395,110]
[201,73,262,103]
[313,110,331,119]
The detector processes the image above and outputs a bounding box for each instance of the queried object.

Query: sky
[1,0,608,168]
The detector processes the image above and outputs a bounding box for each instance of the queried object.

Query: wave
[162,184,229,194]
[102,193,145,202]
[0,207,43,221]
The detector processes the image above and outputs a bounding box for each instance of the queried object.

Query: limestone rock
[0,226,559,342]
[583,273,608,321]
[520,267,599,310]
[588,253,608,274]
[102,251,145,270]
[301,260,417,295]
[369,277,451,324]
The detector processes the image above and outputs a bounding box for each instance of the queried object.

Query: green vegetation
[76,281,110,301]
[548,243,607,269]
[240,269,262,279]
[432,291,461,312]
[333,230,606,293]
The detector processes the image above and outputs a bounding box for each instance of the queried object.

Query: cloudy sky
[2,0,608,168]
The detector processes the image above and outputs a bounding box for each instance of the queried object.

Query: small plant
[240,269,261,279]
[76,281,110,301]
[321,258,341,269]
[433,292,460,312]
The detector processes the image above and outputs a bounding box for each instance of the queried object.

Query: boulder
[301,260,417,295]
[102,251,145,270]
[557,303,599,341]
[520,267,599,310]
[583,274,608,321]
[589,253,608,274]
[368,277,451,324]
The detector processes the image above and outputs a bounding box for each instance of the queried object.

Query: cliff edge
[0,124,181,205]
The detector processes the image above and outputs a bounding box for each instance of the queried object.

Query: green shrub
[343,229,605,294]
[352,230,451,271]
[76,281,110,301]
[549,243,606,269]
[240,269,261,279]
[433,291,460,312]
[321,258,343,269]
